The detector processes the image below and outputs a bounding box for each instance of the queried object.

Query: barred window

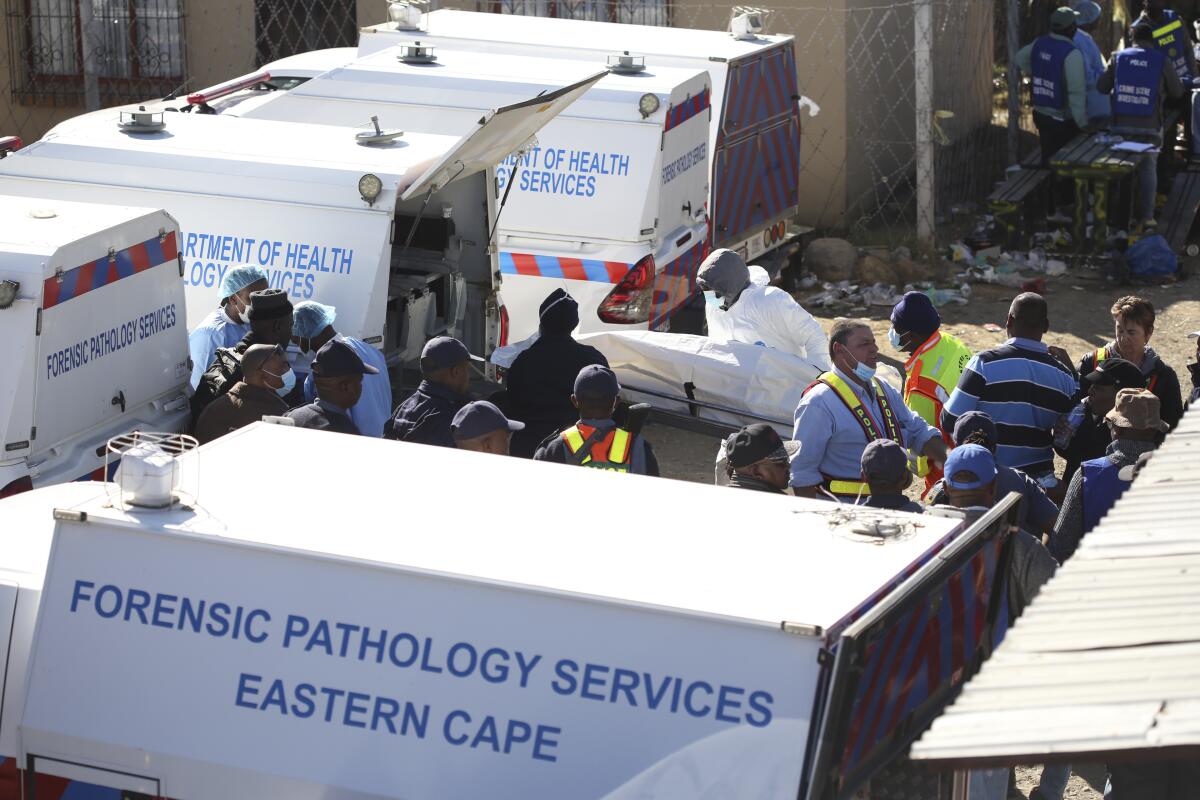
[486,0,669,27]
[254,0,357,65]
[8,0,186,106]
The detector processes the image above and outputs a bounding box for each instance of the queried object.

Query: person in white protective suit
[696,249,831,371]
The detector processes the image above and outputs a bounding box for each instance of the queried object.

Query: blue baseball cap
[293,301,336,339]
[573,364,620,401]
[420,336,471,374]
[890,290,940,335]
[218,265,267,303]
[451,401,524,441]
[312,338,379,378]
[952,410,997,447]
[944,444,997,490]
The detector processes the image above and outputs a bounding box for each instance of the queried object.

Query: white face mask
[264,367,297,397]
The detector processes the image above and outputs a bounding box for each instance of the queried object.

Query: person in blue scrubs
[1072,1,1112,127]
[291,301,392,437]
[188,266,268,389]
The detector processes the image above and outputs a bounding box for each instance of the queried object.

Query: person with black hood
[1074,296,1183,430]
[504,289,609,458]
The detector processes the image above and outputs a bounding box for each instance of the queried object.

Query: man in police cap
[533,365,659,475]
[696,248,829,370]
[385,336,472,447]
[1056,356,1147,481]
[1098,21,1185,229]
[1051,388,1166,561]
[291,301,391,437]
[505,289,609,458]
[451,401,524,456]
[887,290,972,493]
[286,338,379,434]
[859,440,925,513]
[723,424,796,494]
[188,265,266,389]
[791,319,945,501]
[1017,7,1090,215]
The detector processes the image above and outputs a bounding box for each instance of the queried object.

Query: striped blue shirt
[941,338,1078,473]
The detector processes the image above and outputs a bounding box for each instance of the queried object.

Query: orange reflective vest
[804,371,904,497]
[903,330,972,492]
[562,424,633,472]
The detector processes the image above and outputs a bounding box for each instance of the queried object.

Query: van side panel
[34,231,186,453]
[711,45,801,249]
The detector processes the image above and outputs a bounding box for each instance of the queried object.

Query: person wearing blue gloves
[187,266,267,389]
[290,301,392,437]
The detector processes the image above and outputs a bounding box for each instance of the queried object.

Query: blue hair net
[292,301,337,339]
[218,266,268,302]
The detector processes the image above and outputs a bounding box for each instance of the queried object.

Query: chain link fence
[0,0,1087,248]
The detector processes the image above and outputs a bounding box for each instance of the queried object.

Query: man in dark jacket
[723,424,795,494]
[1057,357,1147,480]
[505,289,609,458]
[1188,330,1200,407]
[286,339,377,434]
[534,365,659,475]
[191,289,303,424]
[194,344,290,444]
[385,336,471,447]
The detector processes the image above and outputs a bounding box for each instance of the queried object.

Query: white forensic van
[361,7,805,269]
[0,73,601,368]
[189,45,711,341]
[0,423,1019,800]
[0,195,189,498]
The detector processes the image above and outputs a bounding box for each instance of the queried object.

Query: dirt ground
[641,269,1196,800]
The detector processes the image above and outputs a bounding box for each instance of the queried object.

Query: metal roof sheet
[911,404,1200,766]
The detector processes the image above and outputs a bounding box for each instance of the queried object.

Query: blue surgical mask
[265,367,297,397]
[887,327,903,349]
[703,290,721,309]
[853,361,877,382]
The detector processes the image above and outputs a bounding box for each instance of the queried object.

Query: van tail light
[0,135,22,156]
[597,254,656,324]
[188,70,271,105]
[498,303,510,347]
[0,475,33,500]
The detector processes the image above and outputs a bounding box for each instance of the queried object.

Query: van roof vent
[387,0,426,31]
[118,106,166,134]
[107,432,197,509]
[606,51,646,74]
[397,41,436,64]
[356,115,404,146]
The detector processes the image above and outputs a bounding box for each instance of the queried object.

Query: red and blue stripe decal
[499,251,629,283]
[649,239,709,331]
[42,231,179,310]
[664,89,711,132]
[0,757,122,800]
[838,535,1006,774]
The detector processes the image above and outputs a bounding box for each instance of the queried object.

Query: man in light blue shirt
[1073,1,1111,126]
[291,301,392,437]
[790,320,946,500]
[187,266,267,389]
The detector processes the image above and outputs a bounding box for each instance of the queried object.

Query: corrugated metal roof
[910,404,1200,767]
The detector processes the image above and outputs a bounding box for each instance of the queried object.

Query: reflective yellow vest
[805,371,903,497]
[562,424,633,472]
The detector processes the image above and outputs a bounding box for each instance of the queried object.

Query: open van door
[804,496,1022,800]
[399,70,607,201]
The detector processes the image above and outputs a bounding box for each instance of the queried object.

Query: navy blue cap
[1084,357,1145,390]
[890,291,940,335]
[726,423,797,468]
[573,364,620,401]
[952,410,997,447]
[861,439,909,484]
[312,338,380,378]
[451,401,524,441]
[944,444,997,490]
[420,336,471,373]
